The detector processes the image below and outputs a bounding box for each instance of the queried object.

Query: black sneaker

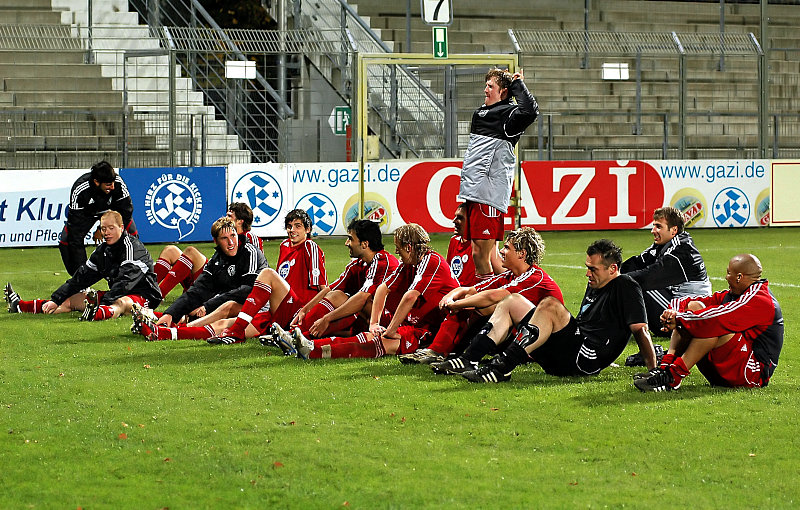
[625,344,665,367]
[207,328,246,345]
[633,367,662,380]
[634,367,680,392]
[430,356,478,375]
[80,298,99,321]
[4,282,20,313]
[462,362,512,383]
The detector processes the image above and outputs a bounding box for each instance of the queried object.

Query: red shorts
[464,201,504,241]
[250,289,302,334]
[696,333,767,388]
[396,325,432,354]
[96,291,149,308]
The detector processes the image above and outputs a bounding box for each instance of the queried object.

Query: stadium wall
[0,159,777,248]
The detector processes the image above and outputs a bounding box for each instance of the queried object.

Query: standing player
[153,202,263,299]
[282,224,459,360]
[635,254,783,392]
[399,227,563,365]
[431,239,656,383]
[621,206,711,339]
[458,68,539,283]
[59,161,137,275]
[277,209,327,304]
[286,219,398,340]
[132,216,268,340]
[6,211,160,321]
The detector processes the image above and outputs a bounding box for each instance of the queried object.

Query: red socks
[229,280,272,337]
[158,255,193,296]
[18,299,47,314]
[308,333,384,359]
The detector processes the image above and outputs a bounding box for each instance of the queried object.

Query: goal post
[354,53,520,228]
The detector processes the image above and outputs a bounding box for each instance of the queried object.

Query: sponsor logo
[295,193,337,235]
[671,188,707,228]
[343,192,392,233]
[450,256,464,278]
[712,187,750,227]
[144,173,203,241]
[230,171,283,228]
[755,188,770,226]
[278,260,293,280]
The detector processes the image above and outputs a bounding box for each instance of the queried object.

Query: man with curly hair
[399,227,563,365]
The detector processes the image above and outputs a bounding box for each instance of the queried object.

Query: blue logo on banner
[122,167,226,243]
[712,187,750,227]
[295,193,337,235]
[230,171,282,228]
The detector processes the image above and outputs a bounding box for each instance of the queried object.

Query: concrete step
[0,0,56,9]
[0,63,103,78]
[0,9,63,24]
[3,76,114,92]
[12,91,123,107]
[0,50,86,65]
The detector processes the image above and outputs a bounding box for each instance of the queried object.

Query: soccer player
[5,211,160,321]
[621,206,711,339]
[285,223,459,360]
[276,209,327,304]
[634,254,783,392]
[287,219,399,340]
[447,203,479,288]
[432,239,657,383]
[458,68,539,283]
[398,227,563,365]
[153,202,263,299]
[59,161,137,275]
[133,216,268,340]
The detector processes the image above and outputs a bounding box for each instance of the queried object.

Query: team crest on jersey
[478,109,488,117]
[278,259,294,279]
[230,171,283,228]
[144,173,203,241]
[450,255,466,278]
[295,193,337,235]
[227,265,236,276]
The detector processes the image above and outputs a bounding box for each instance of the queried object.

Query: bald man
[635,254,784,392]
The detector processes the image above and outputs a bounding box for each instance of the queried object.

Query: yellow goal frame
[355,53,519,223]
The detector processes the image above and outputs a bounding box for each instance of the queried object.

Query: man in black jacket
[59,161,137,275]
[138,216,268,335]
[621,206,712,338]
[5,211,160,321]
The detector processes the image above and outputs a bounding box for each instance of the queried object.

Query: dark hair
[653,206,685,234]
[228,202,254,231]
[486,68,512,91]
[586,239,622,268]
[347,219,384,251]
[90,161,116,183]
[285,208,312,230]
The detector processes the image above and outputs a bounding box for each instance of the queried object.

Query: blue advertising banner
[121,166,226,243]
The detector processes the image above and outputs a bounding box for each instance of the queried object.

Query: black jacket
[51,231,161,307]
[163,240,268,320]
[68,172,134,227]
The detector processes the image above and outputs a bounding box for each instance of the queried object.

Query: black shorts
[528,317,611,377]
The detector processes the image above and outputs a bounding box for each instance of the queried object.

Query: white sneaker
[271,323,296,356]
[292,327,314,359]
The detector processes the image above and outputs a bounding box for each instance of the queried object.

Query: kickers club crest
[144,173,203,241]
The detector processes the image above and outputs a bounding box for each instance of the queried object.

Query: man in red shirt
[399,227,563,365]
[635,253,783,391]
[276,208,326,304]
[283,223,458,360]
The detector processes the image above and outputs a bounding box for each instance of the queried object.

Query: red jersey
[384,250,459,330]
[446,235,476,287]
[277,238,327,304]
[671,280,783,376]
[243,231,263,252]
[329,250,399,296]
[476,266,564,305]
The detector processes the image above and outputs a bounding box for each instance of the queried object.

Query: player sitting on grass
[431,239,657,383]
[132,216,268,339]
[398,227,563,365]
[276,208,327,304]
[446,203,481,288]
[282,219,398,342]
[5,211,161,321]
[276,223,459,360]
[153,202,263,299]
[634,254,783,392]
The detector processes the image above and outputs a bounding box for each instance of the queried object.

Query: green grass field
[1,228,799,508]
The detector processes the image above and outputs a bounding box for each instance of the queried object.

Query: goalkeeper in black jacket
[621,206,712,338]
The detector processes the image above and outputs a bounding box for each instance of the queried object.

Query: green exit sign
[433,26,448,59]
